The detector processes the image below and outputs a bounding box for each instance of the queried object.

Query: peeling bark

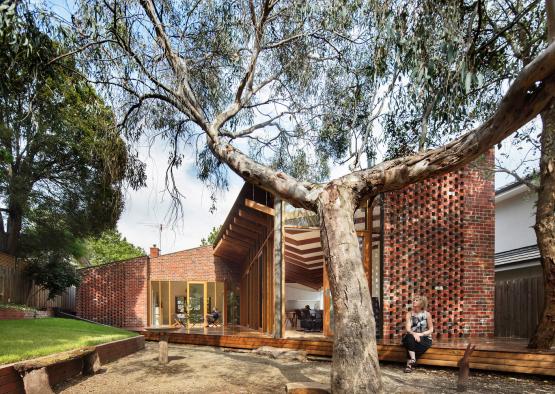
[318,185,382,393]
[527,0,555,350]
[133,4,555,388]
[528,98,555,349]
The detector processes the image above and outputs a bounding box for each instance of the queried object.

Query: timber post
[273,197,285,338]
[457,343,476,392]
[159,332,169,364]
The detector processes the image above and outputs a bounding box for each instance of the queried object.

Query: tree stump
[457,343,476,392]
[159,332,169,364]
[82,351,101,375]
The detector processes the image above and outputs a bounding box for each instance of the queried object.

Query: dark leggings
[402,334,432,360]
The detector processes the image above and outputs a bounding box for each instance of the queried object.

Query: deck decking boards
[132,327,555,377]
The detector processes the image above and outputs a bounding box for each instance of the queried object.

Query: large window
[150,280,225,326]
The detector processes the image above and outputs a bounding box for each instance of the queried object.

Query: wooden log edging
[0,335,145,394]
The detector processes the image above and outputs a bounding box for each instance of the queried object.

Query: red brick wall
[76,256,148,327]
[76,247,241,328]
[461,157,495,337]
[0,308,53,320]
[382,155,494,339]
[150,246,241,284]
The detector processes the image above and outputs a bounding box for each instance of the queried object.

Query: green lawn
[0,318,138,365]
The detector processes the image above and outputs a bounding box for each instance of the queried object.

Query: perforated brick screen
[382,154,494,339]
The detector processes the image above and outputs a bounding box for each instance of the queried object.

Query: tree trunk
[6,206,22,256]
[317,184,382,393]
[528,98,555,349]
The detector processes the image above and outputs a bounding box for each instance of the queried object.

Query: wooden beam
[284,236,322,247]
[284,243,323,256]
[226,228,258,241]
[239,209,269,227]
[283,227,319,234]
[273,198,284,339]
[285,262,323,277]
[284,278,321,290]
[284,253,323,268]
[230,223,261,239]
[245,199,275,216]
[234,217,267,234]
[284,251,324,264]
[285,257,323,271]
[217,246,248,261]
[285,270,322,290]
[222,234,252,249]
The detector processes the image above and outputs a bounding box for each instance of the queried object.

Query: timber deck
[132,326,555,377]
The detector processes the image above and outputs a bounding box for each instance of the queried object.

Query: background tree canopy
[200,226,222,246]
[81,229,145,266]
[57,0,547,199]
[0,2,146,260]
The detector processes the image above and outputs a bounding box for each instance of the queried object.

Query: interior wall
[285,283,323,310]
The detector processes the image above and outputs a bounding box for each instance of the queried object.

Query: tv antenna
[138,223,166,251]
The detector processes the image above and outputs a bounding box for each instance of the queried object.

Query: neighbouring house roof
[495,177,537,203]
[495,244,541,272]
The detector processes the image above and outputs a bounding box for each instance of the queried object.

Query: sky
[116,130,536,255]
[116,139,243,255]
[41,0,539,254]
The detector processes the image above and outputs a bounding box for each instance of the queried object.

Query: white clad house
[494,180,544,338]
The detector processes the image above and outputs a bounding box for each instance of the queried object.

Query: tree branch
[344,41,555,200]
[495,165,539,191]
[139,0,208,131]
[208,137,319,210]
[212,0,276,131]
[46,39,117,65]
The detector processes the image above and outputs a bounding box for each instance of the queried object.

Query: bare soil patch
[55,342,554,393]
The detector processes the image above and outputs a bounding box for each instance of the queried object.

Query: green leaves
[200,226,222,246]
[82,230,145,266]
[24,251,80,300]
[0,2,145,265]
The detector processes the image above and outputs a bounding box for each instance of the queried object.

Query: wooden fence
[0,265,76,312]
[495,276,544,338]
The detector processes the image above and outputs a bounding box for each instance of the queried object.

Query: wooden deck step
[137,330,555,377]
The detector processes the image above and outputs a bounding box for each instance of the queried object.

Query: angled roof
[495,244,540,271]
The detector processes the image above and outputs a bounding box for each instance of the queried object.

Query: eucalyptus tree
[488,0,555,351]
[61,0,555,392]
[378,0,555,349]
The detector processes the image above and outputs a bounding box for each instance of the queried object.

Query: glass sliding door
[215,282,225,323]
[151,281,161,326]
[188,282,206,325]
[170,281,187,323]
[207,282,215,313]
[160,281,169,325]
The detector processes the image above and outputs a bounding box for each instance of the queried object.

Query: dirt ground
[56,342,555,393]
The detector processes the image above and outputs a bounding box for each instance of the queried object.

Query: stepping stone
[252,346,307,362]
[285,382,331,394]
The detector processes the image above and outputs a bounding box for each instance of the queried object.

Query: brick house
[77,247,241,328]
[77,156,494,339]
